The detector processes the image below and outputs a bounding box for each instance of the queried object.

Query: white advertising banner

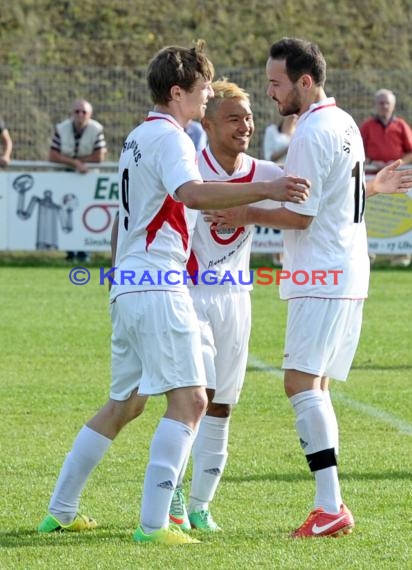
[1,169,411,253]
[251,225,283,254]
[3,170,118,251]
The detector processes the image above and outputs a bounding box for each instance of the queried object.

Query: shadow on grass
[247,364,412,373]
[0,252,111,268]
[0,527,132,548]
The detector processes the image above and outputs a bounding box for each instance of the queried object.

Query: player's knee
[284,378,295,398]
[195,389,209,418]
[184,388,208,423]
[207,402,231,418]
[109,395,147,427]
[166,387,207,426]
[284,370,318,397]
[127,399,146,421]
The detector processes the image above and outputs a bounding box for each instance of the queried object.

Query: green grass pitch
[0,263,411,569]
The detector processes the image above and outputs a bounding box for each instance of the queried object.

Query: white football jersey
[189,146,283,289]
[110,112,202,300]
[281,97,369,299]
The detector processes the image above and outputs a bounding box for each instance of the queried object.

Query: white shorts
[190,287,251,404]
[110,291,206,399]
[282,297,364,381]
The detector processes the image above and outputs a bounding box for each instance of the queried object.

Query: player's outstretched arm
[366,160,412,198]
[203,205,312,231]
[176,175,310,210]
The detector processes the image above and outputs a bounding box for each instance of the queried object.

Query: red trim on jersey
[202,148,253,180]
[201,148,219,174]
[210,226,245,245]
[226,160,256,183]
[145,116,182,129]
[207,159,256,244]
[186,251,199,285]
[145,195,189,252]
[309,102,337,114]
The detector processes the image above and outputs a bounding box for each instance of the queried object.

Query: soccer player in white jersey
[37,41,310,545]
[168,79,284,532]
[205,38,412,539]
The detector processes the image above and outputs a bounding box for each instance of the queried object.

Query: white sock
[289,390,342,514]
[323,390,339,455]
[49,425,112,524]
[314,466,342,514]
[188,415,230,514]
[176,423,199,488]
[140,418,194,533]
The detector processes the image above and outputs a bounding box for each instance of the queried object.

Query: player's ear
[170,85,183,101]
[300,74,313,89]
[201,117,210,131]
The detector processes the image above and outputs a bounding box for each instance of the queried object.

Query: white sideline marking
[247,354,412,436]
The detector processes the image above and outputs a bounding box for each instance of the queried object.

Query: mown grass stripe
[247,354,412,436]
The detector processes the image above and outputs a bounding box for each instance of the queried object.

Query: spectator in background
[49,98,107,262]
[263,113,298,164]
[360,89,412,169]
[49,98,107,173]
[262,113,298,265]
[0,118,13,167]
[360,89,412,267]
[185,119,207,150]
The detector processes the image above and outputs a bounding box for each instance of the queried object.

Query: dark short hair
[147,40,214,105]
[269,38,326,86]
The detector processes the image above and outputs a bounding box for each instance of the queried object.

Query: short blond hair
[205,78,250,119]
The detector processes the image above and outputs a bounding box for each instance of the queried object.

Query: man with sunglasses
[49,98,106,174]
[49,98,107,261]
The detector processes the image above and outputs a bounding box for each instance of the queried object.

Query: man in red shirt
[360,89,412,169]
[360,89,412,267]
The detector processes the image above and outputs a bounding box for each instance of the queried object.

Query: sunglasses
[74,110,88,114]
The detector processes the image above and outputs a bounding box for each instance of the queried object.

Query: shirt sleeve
[157,130,203,199]
[50,129,61,151]
[283,133,330,216]
[400,119,412,153]
[93,130,107,151]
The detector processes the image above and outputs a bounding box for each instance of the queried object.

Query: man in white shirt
[49,98,107,262]
[38,40,310,545]
[49,99,106,174]
[205,38,412,539]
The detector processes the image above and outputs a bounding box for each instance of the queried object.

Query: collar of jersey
[201,145,245,177]
[146,111,183,130]
[300,97,336,123]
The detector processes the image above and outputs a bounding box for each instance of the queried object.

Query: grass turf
[0,264,411,569]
